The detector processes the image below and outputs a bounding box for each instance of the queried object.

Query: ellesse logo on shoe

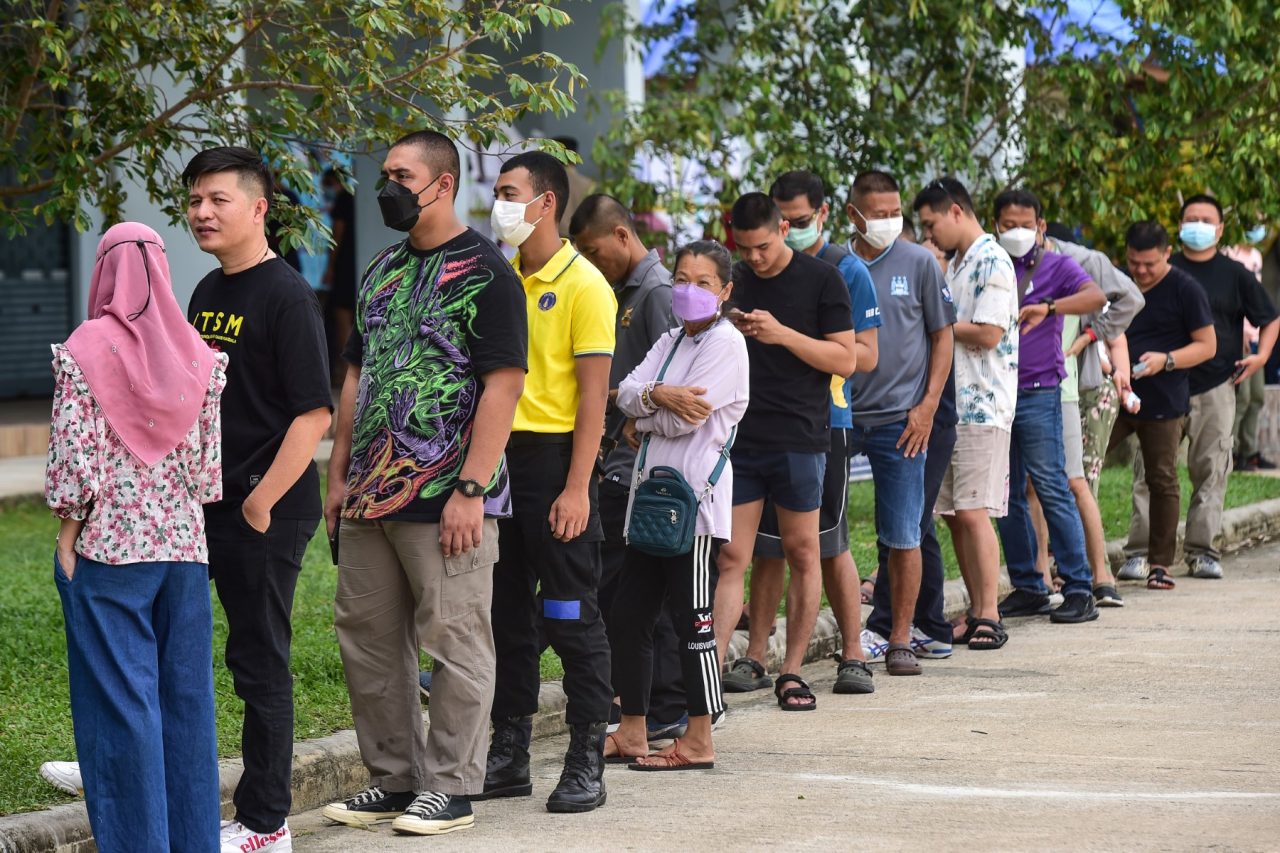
[239,827,289,851]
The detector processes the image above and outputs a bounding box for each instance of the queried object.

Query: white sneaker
[1116,556,1149,581]
[39,761,83,796]
[908,626,952,659]
[860,628,889,664]
[220,820,292,853]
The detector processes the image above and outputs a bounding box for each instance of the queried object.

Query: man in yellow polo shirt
[475,151,617,814]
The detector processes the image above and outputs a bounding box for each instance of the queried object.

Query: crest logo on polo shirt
[620,307,633,328]
[538,292,556,311]
[890,275,909,296]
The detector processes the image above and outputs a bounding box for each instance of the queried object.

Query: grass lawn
[3,466,1279,815]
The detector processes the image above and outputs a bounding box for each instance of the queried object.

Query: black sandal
[1147,567,1176,590]
[966,618,1008,650]
[953,610,979,644]
[774,673,817,711]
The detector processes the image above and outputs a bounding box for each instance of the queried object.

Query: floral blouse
[45,344,229,565]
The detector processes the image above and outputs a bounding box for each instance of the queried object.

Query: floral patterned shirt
[45,344,229,565]
[946,233,1020,431]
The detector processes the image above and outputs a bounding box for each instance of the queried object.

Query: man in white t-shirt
[912,177,1018,651]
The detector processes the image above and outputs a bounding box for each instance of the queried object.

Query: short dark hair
[500,151,570,224]
[730,192,782,232]
[769,170,825,211]
[674,240,733,283]
[993,188,1043,221]
[849,170,900,206]
[1180,193,1223,222]
[391,129,461,190]
[568,193,636,239]
[912,176,974,216]
[181,146,273,207]
[1126,220,1169,251]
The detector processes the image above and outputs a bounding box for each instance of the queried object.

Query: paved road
[296,543,1280,851]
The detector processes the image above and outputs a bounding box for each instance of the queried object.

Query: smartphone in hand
[1232,362,1248,383]
[329,525,340,565]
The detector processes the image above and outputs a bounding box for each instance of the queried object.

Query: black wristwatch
[1041,298,1056,316]
[455,479,486,498]
[1164,352,1176,372]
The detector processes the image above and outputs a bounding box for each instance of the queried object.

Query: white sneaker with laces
[860,628,889,664]
[39,761,83,796]
[220,819,292,853]
[908,626,952,659]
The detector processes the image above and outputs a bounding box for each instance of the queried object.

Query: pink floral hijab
[64,222,217,466]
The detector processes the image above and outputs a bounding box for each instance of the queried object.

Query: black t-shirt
[188,258,333,518]
[1124,266,1214,421]
[731,250,854,452]
[1171,251,1278,395]
[342,228,528,522]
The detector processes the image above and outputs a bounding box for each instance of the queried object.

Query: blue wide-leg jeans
[56,553,220,852]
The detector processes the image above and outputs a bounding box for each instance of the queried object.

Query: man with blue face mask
[1120,194,1279,582]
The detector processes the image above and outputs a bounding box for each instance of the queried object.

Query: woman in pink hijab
[45,221,228,851]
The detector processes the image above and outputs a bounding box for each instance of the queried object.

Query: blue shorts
[849,420,927,550]
[731,449,826,512]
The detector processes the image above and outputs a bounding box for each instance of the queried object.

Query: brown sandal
[604,732,648,764]
[885,644,922,676]
[628,738,714,771]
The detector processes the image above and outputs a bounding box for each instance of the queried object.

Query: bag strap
[1016,245,1044,303]
[702,425,737,498]
[634,331,686,475]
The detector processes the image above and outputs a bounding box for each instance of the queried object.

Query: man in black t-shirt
[321,131,527,835]
[713,193,857,711]
[1123,196,1279,581]
[184,147,333,852]
[1110,222,1215,590]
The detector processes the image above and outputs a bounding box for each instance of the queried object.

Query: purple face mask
[671,282,721,323]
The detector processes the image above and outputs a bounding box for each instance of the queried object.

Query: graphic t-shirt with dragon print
[341,228,528,522]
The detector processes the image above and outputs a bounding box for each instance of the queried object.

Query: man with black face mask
[322,130,528,836]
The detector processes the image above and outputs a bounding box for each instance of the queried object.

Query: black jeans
[492,441,612,727]
[868,423,957,645]
[598,479,686,724]
[611,538,723,718]
[206,507,316,834]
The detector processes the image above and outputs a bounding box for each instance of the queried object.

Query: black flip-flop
[1147,567,1176,590]
[967,617,1008,650]
[774,673,817,711]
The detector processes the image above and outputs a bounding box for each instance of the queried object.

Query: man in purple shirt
[990,189,1106,624]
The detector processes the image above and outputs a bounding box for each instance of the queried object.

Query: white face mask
[997,227,1038,259]
[491,197,543,246]
[853,206,902,250]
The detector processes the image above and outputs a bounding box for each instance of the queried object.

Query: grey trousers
[1233,367,1266,458]
[1126,381,1236,561]
[335,518,498,796]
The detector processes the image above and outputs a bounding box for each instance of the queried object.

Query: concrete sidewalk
[292,541,1280,852]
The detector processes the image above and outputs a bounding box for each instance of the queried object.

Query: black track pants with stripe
[610,536,724,718]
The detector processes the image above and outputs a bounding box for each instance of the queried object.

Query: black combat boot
[545,721,607,813]
[472,715,533,800]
